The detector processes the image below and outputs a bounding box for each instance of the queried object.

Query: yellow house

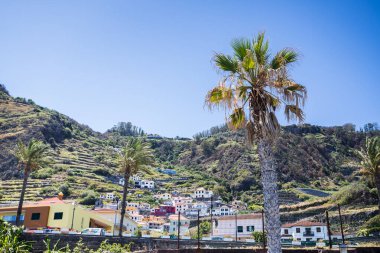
[46,201,113,232]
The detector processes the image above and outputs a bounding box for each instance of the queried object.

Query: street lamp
[113,197,120,236]
[71,202,76,230]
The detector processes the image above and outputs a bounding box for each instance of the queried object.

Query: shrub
[252,231,266,243]
[79,190,99,205]
[58,183,71,197]
[93,167,111,177]
[31,168,53,179]
[0,218,31,252]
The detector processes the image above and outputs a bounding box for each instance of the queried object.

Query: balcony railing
[303,232,314,236]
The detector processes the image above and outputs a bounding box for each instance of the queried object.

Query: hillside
[0,84,379,213]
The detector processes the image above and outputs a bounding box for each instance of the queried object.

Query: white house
[138,179,155,189]
[174,202,191,214]
[172,196,193,205]
[213,214,262,239]
[138,202,151,210]
[154,193,172,200]
[130,214,143,222]
[192,187,213,199]
[212,205,237,216]
[168,214,190,235]
[281,221,328,242]
[131,174,141,182]
[90,209,138,234]
[184,202,209,217]
[126,202,139,208]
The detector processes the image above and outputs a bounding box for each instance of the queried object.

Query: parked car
[81,228,106,236]
[211,236,224,241]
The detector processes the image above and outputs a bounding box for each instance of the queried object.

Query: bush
[79,190,99,205]
[252,231,266,243]
[0,218,31,252]
[58,183,71,197]
[93,167,111,177]
[330,182,376,205]
[31,168,53,179]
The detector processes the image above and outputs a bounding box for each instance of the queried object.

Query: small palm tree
[117,138,155,236]
[205,32,306,253]
[15,139,50,226]
[358,136,380,211]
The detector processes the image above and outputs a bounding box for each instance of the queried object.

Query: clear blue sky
[1,0,379,137]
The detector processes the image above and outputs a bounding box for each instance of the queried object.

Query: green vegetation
[358,215,380,236]
[205,32,307,252]
[117,138,155,236]
[252,231,266,243]
[358,136,380,211]
[15,139,50,225]
[0,218,31,252]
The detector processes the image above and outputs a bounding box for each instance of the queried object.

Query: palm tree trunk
[374,172,380,213]
[16,170,30,226]
[258,139,281,253]
[119,172,130,236]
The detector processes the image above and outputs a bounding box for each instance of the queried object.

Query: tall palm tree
[117,138,155,236]
[205,33,306,253]
[358,136,380,212]
[15,139,50,226]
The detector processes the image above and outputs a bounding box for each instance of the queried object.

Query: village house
[192,187,213,199]
[129,213,143,222]
[213,213,262,239]
[154,193,172,200]
[91,208,138,235]
[281,221,328,242]
[172,196,193,205]
[212,205,237,216]
[125,206,139,216]
[152,205,176,216]
[168,214,190,235]
[135,179,155,189]
[0,195,117,233]
[184,202,209,217]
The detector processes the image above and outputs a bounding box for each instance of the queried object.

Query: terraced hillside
[1,84,379,215]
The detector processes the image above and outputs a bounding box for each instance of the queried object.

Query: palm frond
[228,107,246,130]
[214,54,238,73]
[271,48,298,69]
[231,38,252,61]
[205,85,233,109]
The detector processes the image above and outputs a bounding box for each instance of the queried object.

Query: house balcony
[303,232,314,237]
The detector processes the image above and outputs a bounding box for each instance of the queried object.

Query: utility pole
[177,211,180,249]
[71,202,76,230]
[337,204,345,244]
[326,210,332,249]
[235,213,238,241]
[197,209,200,250]
[210,196,213,236]
[261,209,266,250]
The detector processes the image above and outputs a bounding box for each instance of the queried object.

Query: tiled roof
[282,220,325,228]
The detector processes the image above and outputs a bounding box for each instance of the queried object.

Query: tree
[117,138,155,236]
[205,33,306,253]
[252,231,266,243]
[358,136,380,211]
[14,139,50,226]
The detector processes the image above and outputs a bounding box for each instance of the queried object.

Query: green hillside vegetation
[0,84,379,227]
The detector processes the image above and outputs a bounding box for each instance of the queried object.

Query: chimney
[58,192,64,200]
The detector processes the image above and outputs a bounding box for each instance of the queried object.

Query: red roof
[282,220,325,228]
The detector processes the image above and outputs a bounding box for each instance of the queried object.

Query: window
[296,228,300,233]
[237,226,243,233]
[316,227,321,232]
[2,215,24,222]
[31,213,40,220]
[246,226,255,232]
[284,229,289,235]
[54,212,63,220]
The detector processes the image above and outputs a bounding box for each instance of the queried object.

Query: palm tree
[15,139,50,226]
[117,138,155,236]
[358,136,380,212]
[205,32,306,253]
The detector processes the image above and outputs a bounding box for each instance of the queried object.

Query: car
[211,236,224,241]
[81,228,106,236]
